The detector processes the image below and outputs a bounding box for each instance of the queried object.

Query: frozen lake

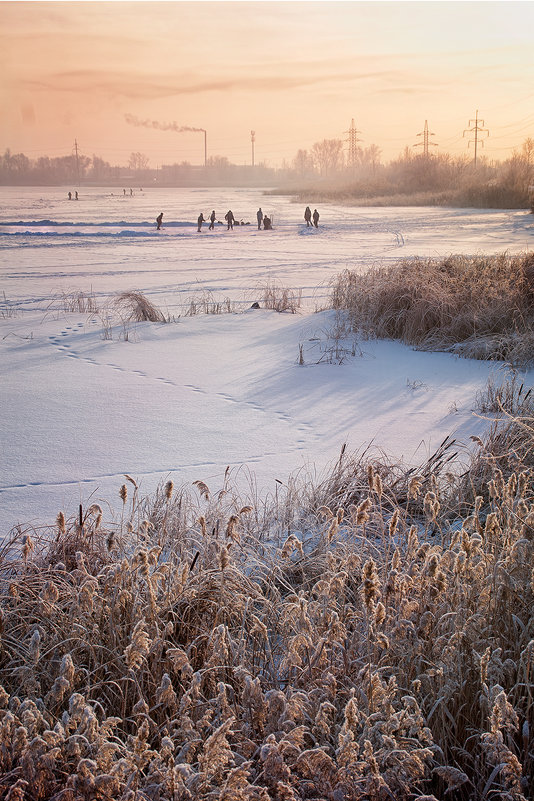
[1,186,533,535]
[2,185,533,313]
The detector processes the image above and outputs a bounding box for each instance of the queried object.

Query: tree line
[1,138,533,209]
[289,137,534,209]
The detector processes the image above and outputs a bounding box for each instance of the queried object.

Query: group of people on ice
[304,206,320,228]
[155,206,320,232]
[196,208,273,232]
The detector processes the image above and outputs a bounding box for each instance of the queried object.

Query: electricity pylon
[73,139,80,185]
[344,118,362,170]
[413,120,437,157]
[463,110,489,167]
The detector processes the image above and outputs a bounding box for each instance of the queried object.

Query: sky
[1,0,533,168]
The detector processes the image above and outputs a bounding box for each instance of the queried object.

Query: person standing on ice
[209,210,216,230]
[197,212,206,232]
[256,208,263,230]
[312,209,320,228]
[304,206,312,227]
[68,191,72,200]
[225,210,235,230]
[156,212,163,230]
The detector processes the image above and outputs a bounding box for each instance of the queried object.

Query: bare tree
[292,149,314,177]
[312,139,344,176]
[360,144,382,173]
[128,152,150,170]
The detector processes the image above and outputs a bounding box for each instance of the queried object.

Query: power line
[463,110,489,167]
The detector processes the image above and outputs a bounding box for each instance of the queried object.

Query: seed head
[356,498,371,525]
[361,558,380,611]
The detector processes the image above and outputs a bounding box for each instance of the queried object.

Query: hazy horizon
[1,1,533,168]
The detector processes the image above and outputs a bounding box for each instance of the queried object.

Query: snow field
[1,186,533,533]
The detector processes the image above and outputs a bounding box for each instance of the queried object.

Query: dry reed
[331,252,534,366]
[113,291,168,323]
[1,416,532,799]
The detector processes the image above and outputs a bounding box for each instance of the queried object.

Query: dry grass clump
[184,291,238,316]
[331,252,534,365]
[113,291,168,323]
[260,280,303,314]
[1,292,19,319]
[1,429,533,799]
[59,290,99,314]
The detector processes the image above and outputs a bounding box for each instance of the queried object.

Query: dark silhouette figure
[225,210,235,230]
[257,208,263,230]
[197,213,205,232]
[68,191,72,200]
[130,188,133,196]
[263,216,272,230]
[156,213,163,230]
[75,191,78,200]
[304,206,312,227]
[123,189,126,196]
[209,210,216,230]
[312,209,319,228]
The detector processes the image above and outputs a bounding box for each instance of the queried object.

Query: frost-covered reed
[0,416,532,799]
[331,252,534,365]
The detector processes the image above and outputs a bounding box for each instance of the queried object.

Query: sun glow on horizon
[1,1,533,167]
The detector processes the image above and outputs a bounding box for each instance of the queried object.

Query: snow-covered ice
[1,186,533,535]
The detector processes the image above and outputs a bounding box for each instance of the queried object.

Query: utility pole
[344,118,362,170]
[463,110,489,167]
[413,120,437,157]
[251,130,255,168]
[73,138,80,185]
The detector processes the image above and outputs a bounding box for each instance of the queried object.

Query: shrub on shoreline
[331,252,534,365]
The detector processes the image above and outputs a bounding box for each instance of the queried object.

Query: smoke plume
[125,114,205,133]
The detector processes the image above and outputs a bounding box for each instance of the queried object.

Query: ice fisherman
[68,191,72,200]
[257,208,263,230]
[209,210,216,230]
[304,206,312,227]
[312,209,319,228]
[156,212,163,230]
[263,215,272,230]
[225,210,235,230]
[197,213,206,232]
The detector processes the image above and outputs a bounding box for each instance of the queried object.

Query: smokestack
[125,115,207,166]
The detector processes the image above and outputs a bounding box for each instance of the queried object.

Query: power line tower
[463,110,489,167]
[413,120,437,157]
[344,118,362,170]
[251,130,255,168]
[73,138,80,185]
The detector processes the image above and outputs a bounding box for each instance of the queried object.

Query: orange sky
[1,1,533,168]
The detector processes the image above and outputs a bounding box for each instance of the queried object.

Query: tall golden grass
[331,252,534,365]
[1,422,532,799]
